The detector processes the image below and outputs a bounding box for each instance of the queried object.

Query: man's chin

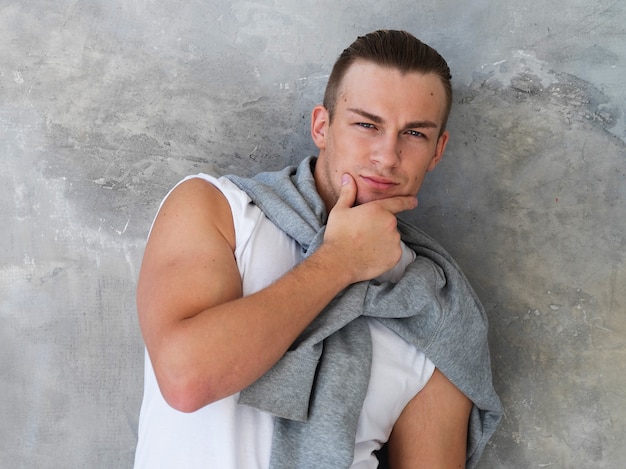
[355,192,409,206]
[355,195,389,206]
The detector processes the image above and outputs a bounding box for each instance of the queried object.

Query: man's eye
[407,130,425,138]
[357,122,376,129]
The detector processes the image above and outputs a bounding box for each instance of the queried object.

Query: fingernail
[341,174,349,185]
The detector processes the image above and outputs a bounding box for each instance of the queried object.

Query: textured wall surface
[1,1,624,467]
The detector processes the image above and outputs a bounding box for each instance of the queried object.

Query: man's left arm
[386,368,472,469]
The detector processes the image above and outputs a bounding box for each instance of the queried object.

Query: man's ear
[427,130,449,172]
[311,105,329,150]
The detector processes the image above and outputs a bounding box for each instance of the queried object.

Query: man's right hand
[322,173,418,284]
[137,174,417,412]
[138,176,418,413]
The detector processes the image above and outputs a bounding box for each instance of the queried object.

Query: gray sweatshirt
[226,156,503,469]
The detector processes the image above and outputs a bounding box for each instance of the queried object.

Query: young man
[134,30,502,468]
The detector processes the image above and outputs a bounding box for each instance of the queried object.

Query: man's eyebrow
[346,107,439,130]
[404,119,438,130]
[347,107,384,124]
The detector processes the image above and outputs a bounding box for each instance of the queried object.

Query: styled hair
[323,30,452,133]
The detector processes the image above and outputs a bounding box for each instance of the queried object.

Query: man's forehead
[339,61,445,98]
[336,62,447,126]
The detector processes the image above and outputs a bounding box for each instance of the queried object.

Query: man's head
[323,30,452,134]
[312,30,452,210]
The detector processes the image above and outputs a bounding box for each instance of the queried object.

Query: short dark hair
[323,30,452,133]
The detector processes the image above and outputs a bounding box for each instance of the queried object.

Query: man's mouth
[360,175,398,190]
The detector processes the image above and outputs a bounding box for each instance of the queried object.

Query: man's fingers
[335,173,357,209]
[334,174,417,214]
[375,195,418,214]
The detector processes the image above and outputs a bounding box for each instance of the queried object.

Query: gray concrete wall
[1,1,624,467]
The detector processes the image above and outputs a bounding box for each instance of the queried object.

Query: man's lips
[360,175,398,190]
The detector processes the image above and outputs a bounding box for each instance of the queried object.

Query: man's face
[312,60,449,210]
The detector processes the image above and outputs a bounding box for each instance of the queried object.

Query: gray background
[1,0,624,467]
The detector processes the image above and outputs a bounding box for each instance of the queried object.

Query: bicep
[387,368,472,469]
[136,178,242,350]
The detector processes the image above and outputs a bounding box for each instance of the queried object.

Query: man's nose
[371,135,400,168]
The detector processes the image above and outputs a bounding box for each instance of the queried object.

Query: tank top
[134,174,435,468]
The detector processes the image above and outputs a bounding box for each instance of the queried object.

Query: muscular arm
[136,175,417,412]
[387,369,472,469]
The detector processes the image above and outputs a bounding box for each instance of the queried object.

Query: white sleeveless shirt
[134,174,435,469]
